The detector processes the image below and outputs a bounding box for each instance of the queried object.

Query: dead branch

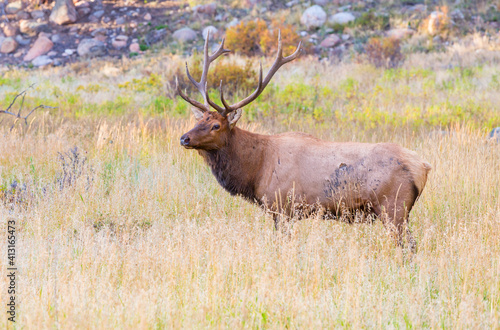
[0,85,56,131]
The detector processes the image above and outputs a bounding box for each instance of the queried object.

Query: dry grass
[0,46,500,328]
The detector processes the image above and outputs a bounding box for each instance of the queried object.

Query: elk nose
[180,134,190,146]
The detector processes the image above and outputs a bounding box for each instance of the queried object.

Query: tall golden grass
[0,116,498,328]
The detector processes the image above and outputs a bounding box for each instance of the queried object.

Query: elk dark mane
[199,127,264,203]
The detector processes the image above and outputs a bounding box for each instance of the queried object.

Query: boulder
[329,12,355,25]
[300,5,327,29]
[386,28,415,40]
[202,26,218,40]
[77,7,91,16]
[6,1,23,15]
[115,17,126,25]
[30,10,46,20]
[2,23,17,37]
[32,55,53,67]
[488,127,500,142]
[93,10,105,18]
[112,35,128,49]
[0,37,18,54]
[49,0,77,25]
[129,42,140,52]
[24,36,53,61]
[193,3,216,15]
[15,35,31,46]
[172,27,197,42]
[16,11,30,20]
[19,20,50,36]
[77,38,107,57]
[51,34,62,43]
[320,34,341,48]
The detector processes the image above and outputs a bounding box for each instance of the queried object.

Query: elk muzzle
[180,133,191,147]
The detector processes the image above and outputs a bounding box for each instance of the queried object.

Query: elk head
[178,31,301,150]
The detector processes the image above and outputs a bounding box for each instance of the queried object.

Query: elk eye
[212,124,220,131]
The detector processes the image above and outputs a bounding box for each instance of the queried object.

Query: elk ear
[227,109,242,129]
[191,108,204,120]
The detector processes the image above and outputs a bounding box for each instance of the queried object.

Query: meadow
[1,37,499,328]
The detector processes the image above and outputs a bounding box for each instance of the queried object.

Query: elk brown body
[177,32,431,250]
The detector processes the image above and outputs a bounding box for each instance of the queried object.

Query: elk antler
[176,31,230,113]
[211,30,302,116]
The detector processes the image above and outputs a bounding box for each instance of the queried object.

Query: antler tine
[219,80,231,115]
[221,30,302,114]
[205,81,226,113]
[180,30,230,114]
[176,76,209,111]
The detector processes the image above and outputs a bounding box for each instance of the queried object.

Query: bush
[174,58,257,98]
[365,37,405,68]
[226,19,301,56]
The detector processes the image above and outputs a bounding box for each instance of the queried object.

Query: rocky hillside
[1,0,500,68]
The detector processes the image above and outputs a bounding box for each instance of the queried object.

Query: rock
[19,20,50,36]
[15,35,31,46]
[386,28,415,40]
[144,13,152,21]
[428,11,445,35]
[91,28,107,37]
[329,12,355,25]
[202,26,218,40]
[31,10,45,20]
[129,42,140,52]
[51,34,62,43]
[93,10,105,18]
[64,48,75,55]
[94,34,107,42]
[488,127,500,142]
[172,27,197,42]
[75,0,90,7]
[77,38,107,57]
[115,35,128,42]
[49,0,77,25]
[47,51,57,56]
[129,21,137,28]
[320,34,341,48]
[0,37,18,54]
[6,1,23,15]
[116,17,126,25]
[78,7,91,16]
[112,35,128,49]
[24,36,53,61]
[193,3,216,15]
[32,55,53,67]
[406,4,426,15]
[2,23,17,37]
[300,5,327,29]
[0,36,5,48]
[226,18,239,28]
[102,16,111,23]
[451,9,464,21]
[314,0,329,5]
[16,11,30,20]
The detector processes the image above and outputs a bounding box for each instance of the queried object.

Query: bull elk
[177,32,431,250]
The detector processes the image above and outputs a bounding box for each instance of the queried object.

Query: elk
[177,32,432,250]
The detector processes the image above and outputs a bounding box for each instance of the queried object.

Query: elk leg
[380,199,416,253]
[273,213,293,239]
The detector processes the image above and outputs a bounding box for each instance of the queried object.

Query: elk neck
[198,127,268,203]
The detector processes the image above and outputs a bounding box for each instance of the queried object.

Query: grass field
[1,43,500,328]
